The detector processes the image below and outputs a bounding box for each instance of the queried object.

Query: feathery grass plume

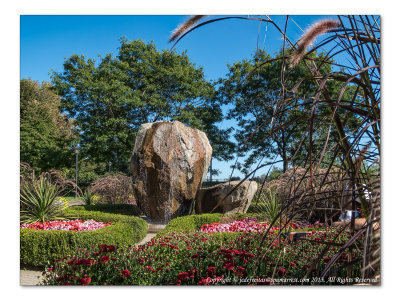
[169,15,206,43]
[291,19,340,67]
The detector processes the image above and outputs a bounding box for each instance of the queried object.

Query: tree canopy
[217,49,361,174]
[20,79,76,172]
[51,38,233,173]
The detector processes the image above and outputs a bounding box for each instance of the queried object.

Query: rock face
[195,181,258,214]
[130,121,212,223]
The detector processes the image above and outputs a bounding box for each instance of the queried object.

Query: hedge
[20,206,147,267]
[67,204,142,216]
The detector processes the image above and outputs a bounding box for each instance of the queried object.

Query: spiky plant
[20,176,65,224]
[82,189,96,205]
[20,163,81,224]
[255,188,282,225]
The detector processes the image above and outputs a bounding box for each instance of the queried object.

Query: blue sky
[21,15,333,179]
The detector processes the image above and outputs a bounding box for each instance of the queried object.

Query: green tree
[52,38,232,173]
[217,50,361,173]
[20,79,75,172]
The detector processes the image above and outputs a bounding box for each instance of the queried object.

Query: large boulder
[130,121,212,223]
[195,181,258,214]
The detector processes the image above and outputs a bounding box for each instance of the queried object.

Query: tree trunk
[209,158,213,182]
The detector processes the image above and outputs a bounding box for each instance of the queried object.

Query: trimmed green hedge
[20,206,147,267]
[66,204,142,216]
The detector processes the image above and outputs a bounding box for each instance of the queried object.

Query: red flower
[223,261,235,270]
[234,266,247,277]
[224,253,233,260]
[107,245,116,252]
[207,266,216,277]
[99,244,107,251]
[177,272,189,280]
[82,259,95,266]
[144,266,156,272]
[189,268,198,278]
[198,277,212,285]
[101,256,110,263]
[289,261,295,267]
[278,268,286,276]
[79,276,91,285]
[121,269,131,278]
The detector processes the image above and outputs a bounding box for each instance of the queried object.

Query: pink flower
[20,219,110,231]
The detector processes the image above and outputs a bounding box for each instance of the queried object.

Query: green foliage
[217,50,361,173]
[52,38,231,172]
[20,176,65,224]
[267,167,283,181]
[20,207,147,267]
[82,189,97,205]
[157,214,222,234]
[250,189,282,224]
[60,160,106,189]
[20,79,75,173]
[69,204,142,216]
[19,164,79,224]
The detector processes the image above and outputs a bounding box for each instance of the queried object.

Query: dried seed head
[291,19,340,67]
[169,15,206,43]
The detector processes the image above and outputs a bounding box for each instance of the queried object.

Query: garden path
[20,221,165,285]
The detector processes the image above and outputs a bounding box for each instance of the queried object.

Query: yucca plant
[20,177,65,224]
[20,163,81,224]
[253,188,282,224]
[82,189,97,206]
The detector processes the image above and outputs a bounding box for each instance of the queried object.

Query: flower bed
[157,213,270,236]
[20,219,111,231]
[199,217,308,233]
[41,228,363,285]
[20,206,147,267]
[200,218,325,233]
[161,214,324,236]
[200,217,269,233]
